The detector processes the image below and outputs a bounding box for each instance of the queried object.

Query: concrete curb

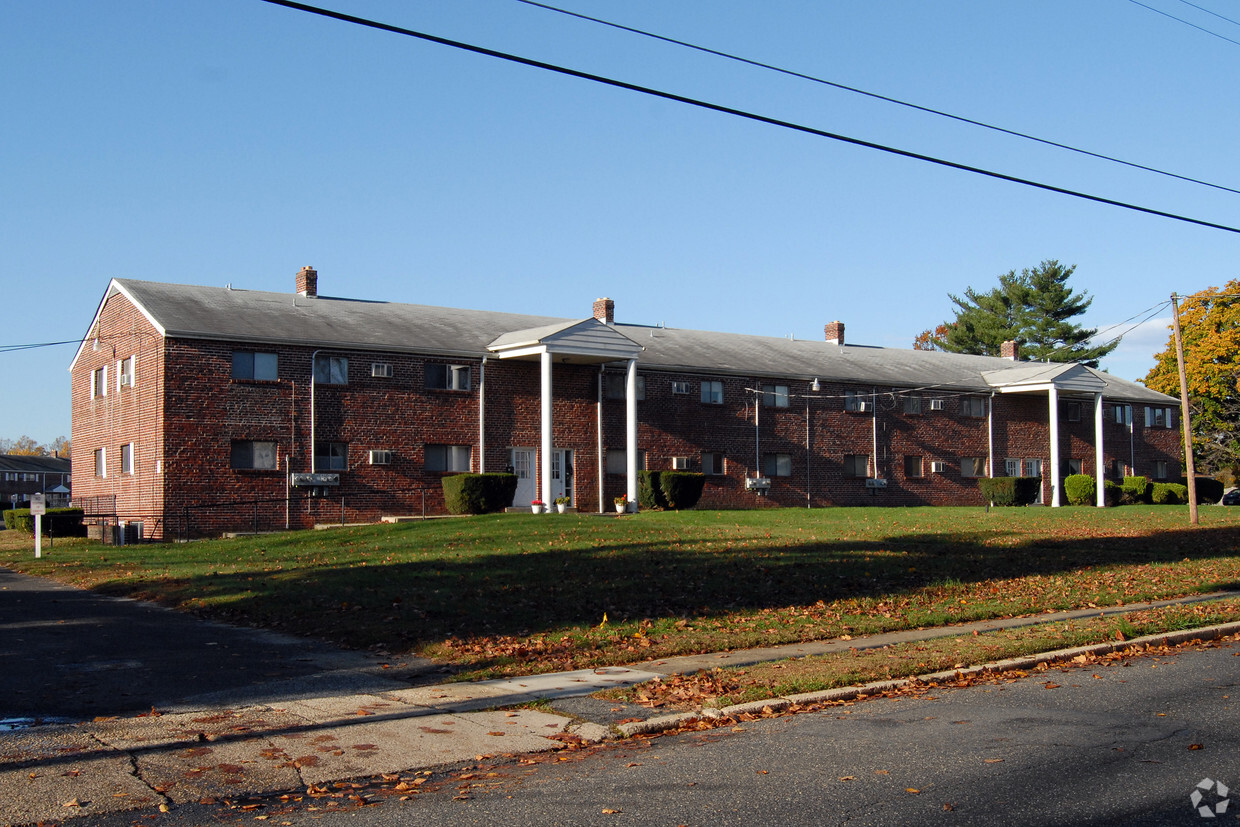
[614,620,1240,738]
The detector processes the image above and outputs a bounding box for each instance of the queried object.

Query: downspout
[871,387,878,479]
[754,385,761,476]
[805,392,811,508]
[597,366,605,514]
[987,391,996,477]
[310,350,320,472]
[478,356,487,473]
[1129,406,1135,474]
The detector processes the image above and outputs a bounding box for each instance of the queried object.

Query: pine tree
[935,260,1116,367]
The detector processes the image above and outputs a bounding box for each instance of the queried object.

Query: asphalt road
[0,566,434,722]
[122,634,1239,827]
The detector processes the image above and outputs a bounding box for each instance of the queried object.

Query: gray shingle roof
[0,454,71,474]
[103,279,1175,404]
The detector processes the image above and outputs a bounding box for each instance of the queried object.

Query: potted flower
[554,495,570,514]
[531,499,545,514]
[613,494,628,514]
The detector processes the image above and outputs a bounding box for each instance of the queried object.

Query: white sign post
[29,493,45,559]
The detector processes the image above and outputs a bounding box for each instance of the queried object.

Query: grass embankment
[1,507,1237,687]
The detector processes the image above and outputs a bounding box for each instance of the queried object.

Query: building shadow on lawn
[92,522,1240,667]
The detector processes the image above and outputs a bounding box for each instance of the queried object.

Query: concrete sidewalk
[1,566,1236,825]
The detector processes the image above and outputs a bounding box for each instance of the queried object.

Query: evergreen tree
[935,260,1116,367]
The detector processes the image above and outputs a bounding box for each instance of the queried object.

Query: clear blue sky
[3,0,1238,445]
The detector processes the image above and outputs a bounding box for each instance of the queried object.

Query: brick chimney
[593,297,615,326]
[1001,340,1020,360]
[824,320,845,346]
[296,266,318,298]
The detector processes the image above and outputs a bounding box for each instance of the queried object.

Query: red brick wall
[71,293,166,538]
[71,291,1187,536]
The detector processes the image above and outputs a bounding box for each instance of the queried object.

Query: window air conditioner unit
[930,461,948,473]
[855,401,870,413]
[369,450,392,465]
[928,398,944,411]
[119,375,131,386]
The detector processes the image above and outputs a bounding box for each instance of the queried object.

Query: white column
[540,350,553,509]
[625,358,638,512]
[1049,386,1061,507]
[1094,392,1105,507]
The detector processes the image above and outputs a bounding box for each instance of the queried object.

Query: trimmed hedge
[1104,480,1124,507]
[638,471,666,510]
[441,473,518,515]
[1180,476,1225,504]
[2,508,86,536]
[1122,475,1151,504]
[1063,474,1096,506]
[659,472,706,510]
[1151,482,1189,505]
[977,476,1042,506]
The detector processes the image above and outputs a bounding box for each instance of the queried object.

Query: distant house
[0,454,72,511]
[69,267,1181,539]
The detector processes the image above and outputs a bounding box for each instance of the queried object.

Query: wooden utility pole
[1170,293,1199,525]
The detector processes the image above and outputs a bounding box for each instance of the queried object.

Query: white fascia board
[69,280,168,371]
[491,343,549,360]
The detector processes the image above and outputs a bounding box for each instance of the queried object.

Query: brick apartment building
[1,454,72,512]
[70,267,1181,539]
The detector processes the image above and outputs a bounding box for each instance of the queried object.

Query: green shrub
[1104,480,1124,507]
[1122,475,1151,504]
[1151,482,1189,505]
[978,477,1042,506]
[1063,474,1096,506]
[2,508,86,536]
[978,477,1017,506]
[659,472,706,510]
[638,471,666,510]
[441,473,518,515]
[1180,476,1225,504]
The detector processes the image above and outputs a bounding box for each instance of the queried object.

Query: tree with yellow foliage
[1144,279,1240,474]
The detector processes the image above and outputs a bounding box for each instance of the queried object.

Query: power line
[257,0,1240,236]
[0,339,82,354]
[513,0,1240,197]
[1175,0,1240,29]
[1125,0,1240,47]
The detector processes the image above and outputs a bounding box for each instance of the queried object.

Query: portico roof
[487,318,643,364]
[982,362,1108,395]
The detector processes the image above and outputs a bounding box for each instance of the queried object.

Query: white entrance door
[510,448,572,506]
[510,448,535,507]
[551,449,573,506]
[1023,459,1044,504]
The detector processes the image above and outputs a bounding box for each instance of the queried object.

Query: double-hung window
[843,455,869,478]
[313,355,348,385]
[231,440,278,470]
[232,352,278,381]
[961,396,988,418]
[763,453,792,477]
[761,384,789,408]
[700,381,723,405]
[702,451,725,476]
[425,444,469,472]
[314,442,348,471]
[426,364,471,391]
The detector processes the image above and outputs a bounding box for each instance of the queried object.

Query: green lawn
[1,506,1237,679]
